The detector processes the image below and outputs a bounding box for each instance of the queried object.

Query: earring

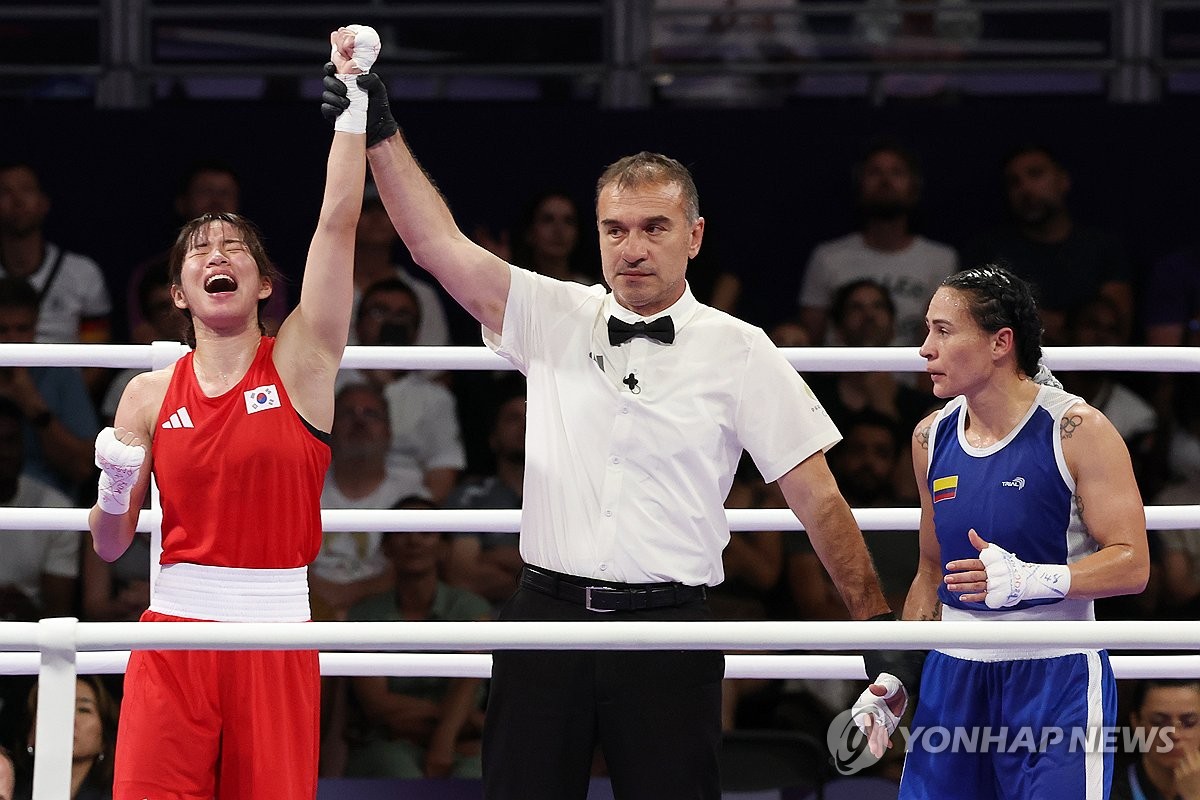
[96,752,105,762]
[25,746,33,756]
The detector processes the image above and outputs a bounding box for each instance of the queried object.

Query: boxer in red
[88,26,375,800]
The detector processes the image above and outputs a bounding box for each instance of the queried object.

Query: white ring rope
[1,651,1197,680]
[0,619,1198,652]
[2,342,1200,373]
[3,506,1197,533]
[3,340,1197,798]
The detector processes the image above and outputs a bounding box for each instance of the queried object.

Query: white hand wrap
[330,24,379,135]
[851,672,906,738]
[979,541,1071,609]
[95,428,145,515]
[333,74,368,134]
[342,24,381,72]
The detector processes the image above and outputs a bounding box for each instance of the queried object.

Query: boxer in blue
[897,266,1149,799]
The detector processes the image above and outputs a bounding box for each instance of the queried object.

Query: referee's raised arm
[321,71,512,334]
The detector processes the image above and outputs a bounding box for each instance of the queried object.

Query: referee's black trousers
[481,580,724,800]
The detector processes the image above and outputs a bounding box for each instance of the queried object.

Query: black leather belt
[521,565,707,613]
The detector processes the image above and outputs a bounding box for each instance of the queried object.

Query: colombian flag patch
[932,475,958,503]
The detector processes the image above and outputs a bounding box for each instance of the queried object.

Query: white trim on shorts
[938,602,1099,661]
[150,562,311,622]
[1084,650,1106,799]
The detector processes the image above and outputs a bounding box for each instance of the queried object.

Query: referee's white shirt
[484,265,840,586]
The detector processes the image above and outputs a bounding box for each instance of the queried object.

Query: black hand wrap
[861,612,927,697]
[320,62,350,122]
[356,72,400,148]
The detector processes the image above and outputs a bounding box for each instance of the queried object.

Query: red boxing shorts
[112,610,320,800]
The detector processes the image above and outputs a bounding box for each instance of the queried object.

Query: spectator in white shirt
[799,140,957,346]
[0,161,112,346]
[0,160,113,399]
[342,278,465,503]
[310,382,426,621]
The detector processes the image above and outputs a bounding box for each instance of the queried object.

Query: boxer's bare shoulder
[117,365,176,438]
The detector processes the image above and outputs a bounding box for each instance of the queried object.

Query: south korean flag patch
[244,384,281,415]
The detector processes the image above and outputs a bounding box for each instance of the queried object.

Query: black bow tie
[608,315,675,346]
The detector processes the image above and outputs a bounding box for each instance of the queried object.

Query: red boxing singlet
[152,336,331,569]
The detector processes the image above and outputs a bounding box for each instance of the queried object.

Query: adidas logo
[162,407,194,429]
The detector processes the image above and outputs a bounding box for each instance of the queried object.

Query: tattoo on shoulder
[916,425,931,451]
[1060,414,1083,439]
[1074,494,1084,517]
[919,601,942,622]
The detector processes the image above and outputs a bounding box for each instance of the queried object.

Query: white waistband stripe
[150,563,311,622]
[938,602,1099,661]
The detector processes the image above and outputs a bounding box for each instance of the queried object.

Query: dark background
[4,95,1198,340]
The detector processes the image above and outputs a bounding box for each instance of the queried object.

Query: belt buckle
[584,586,616,613]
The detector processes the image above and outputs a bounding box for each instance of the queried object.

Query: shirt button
[621,406,630,415]
[610,456,620,465]
[599,563,608,571]
[604,509,613,517]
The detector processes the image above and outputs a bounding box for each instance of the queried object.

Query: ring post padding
[32,617,78,800]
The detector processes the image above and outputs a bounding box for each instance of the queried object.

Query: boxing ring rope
[8,619,1200,653]
[4,649,1198,681]
[4,341,1200,372]
[2,342,1196,798]
[6,505,1200,533]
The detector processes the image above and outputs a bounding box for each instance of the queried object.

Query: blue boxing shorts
[899,649,1116,800]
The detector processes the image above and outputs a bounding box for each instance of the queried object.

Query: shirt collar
[603,282,700,333]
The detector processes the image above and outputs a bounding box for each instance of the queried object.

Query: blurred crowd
[0,131,1197,793]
